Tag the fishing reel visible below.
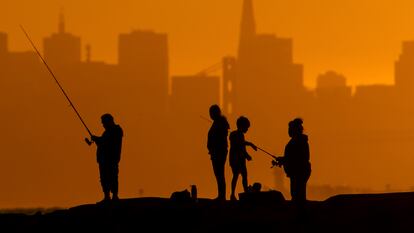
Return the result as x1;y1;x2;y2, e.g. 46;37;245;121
85;138;93;146
271;157;283;168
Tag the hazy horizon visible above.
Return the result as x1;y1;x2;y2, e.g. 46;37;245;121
2;0;414;209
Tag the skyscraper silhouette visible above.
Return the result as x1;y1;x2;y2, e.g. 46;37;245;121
118;30;169;114
0;32;7;55
223;0;310;151
43;13;81;68
238;0;256;61
395;41;414;97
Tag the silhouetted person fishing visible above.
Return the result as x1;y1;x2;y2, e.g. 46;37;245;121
229;116;257;201
86;114;124;203
207;105;230;201
21;27;123;203
274;118;311;206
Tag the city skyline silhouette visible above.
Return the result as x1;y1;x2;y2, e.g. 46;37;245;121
2;0;414;208
4;0;413;88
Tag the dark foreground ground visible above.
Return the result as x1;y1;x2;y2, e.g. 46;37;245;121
1;192;414;233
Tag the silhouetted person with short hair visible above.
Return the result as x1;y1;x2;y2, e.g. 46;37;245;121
86;113;123;203
229;116;257;201
207;105;230;201
277;118;311;206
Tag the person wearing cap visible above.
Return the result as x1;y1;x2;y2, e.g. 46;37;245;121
86;113;124;203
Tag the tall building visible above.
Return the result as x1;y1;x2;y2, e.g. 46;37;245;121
118;30;169;113
312;71;352;131
43;13;81;68
0;32;7;55
230;0;306;116
395;41;414;95
316;71;351;102
238;0;256;61
0;32;8;66
222;0;309;149
222;56;237;115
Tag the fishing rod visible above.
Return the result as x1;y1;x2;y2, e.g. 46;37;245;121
20;25;93;137
256;147;277;160
200;115;278;160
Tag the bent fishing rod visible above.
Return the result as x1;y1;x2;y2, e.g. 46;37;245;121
20;25;93;138
200;115;278;160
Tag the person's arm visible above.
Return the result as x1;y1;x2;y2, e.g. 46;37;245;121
245;151;252;161
242;136;252;161
245;141;257;151
207;127;214;154
272;144;288;167
91;135;103;145
114;132;123;163
303;140;310;161
207;134;212;154
85;134;102;145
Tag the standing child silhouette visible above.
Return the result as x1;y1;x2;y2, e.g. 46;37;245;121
229;116;257;201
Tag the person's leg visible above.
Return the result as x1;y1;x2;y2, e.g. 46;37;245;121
294;175;310;218
212;157;226;200
299;179;306;203
241;165;249;193
299;173;310;204
99;163;110;201
290;177;298;203
230;167;239;200
111;163;119;200
217;156;226;199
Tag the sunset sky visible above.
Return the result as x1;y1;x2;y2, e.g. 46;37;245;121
2;0;414;208
2;0;414;88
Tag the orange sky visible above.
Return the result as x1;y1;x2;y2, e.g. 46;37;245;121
2;0;414;88
2;0;414;208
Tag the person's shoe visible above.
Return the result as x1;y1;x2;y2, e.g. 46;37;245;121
230;195;237;201
112;195;120;202
214;196;226;202
96;198;111;205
